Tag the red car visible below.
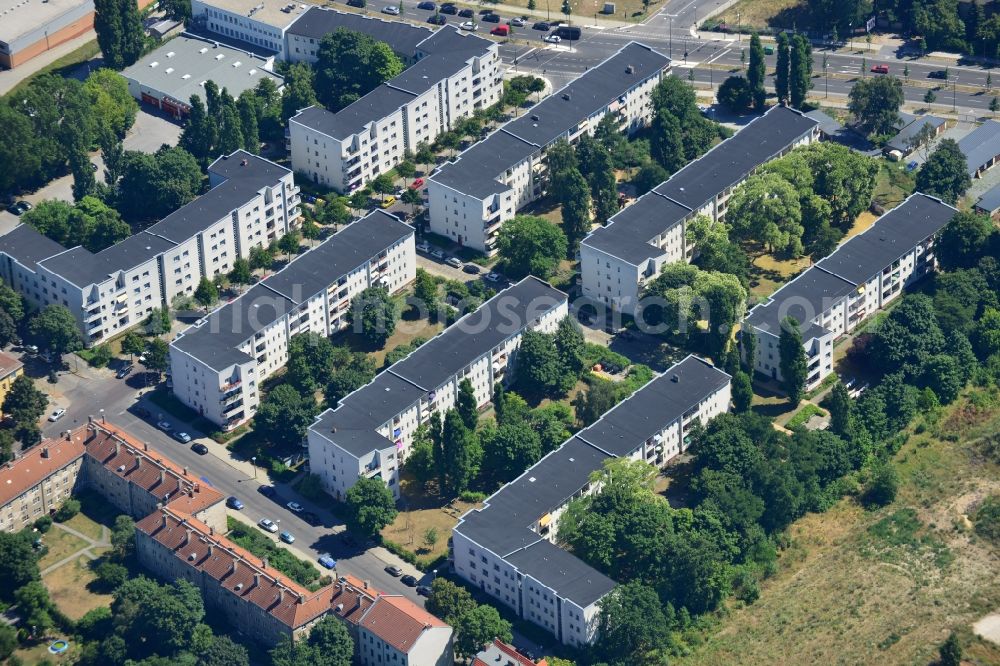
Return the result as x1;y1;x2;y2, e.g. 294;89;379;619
870;64;889;74
409;178;425;190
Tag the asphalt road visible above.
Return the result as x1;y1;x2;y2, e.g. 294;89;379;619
36;354;430;606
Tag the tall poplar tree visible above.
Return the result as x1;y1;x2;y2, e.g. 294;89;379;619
748;33;767;109
775;32;791;103
790;34;813;108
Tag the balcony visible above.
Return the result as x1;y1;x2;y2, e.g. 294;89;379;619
220;392;243;407
84;308;102;323
223;400;244;415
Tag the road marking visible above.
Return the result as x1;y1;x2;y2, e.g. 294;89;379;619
705;47;730;64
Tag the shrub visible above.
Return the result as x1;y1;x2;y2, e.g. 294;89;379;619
53;498;81;522
95;561;128;590
33;516;52;533
87;344;113;368
459;490;487;503
863;463;899;508
974;494;1000;544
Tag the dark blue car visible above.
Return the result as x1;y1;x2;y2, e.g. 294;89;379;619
226;496;244;510
318;554;337;569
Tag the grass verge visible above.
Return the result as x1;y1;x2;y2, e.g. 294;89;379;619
226;517;330;591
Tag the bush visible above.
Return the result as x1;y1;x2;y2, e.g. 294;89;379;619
94;561;128;590
718;75;753;113
87;344;113;368
53;498;81;522
863;463;899;508
33;516;52;533
974;494;1000;544
296;474;333;503
458;490;487;503
0;623;15;660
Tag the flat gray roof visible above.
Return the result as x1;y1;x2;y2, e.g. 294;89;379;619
0;0;89;45
147;151;290;243
194;0;306;29
0;225;68;271
120;35;283;105
886;114;946;153
291;87;415;141
958;119;1000;176
38;233;176;289
976;182;1000;213
286;7;433;56
581;190;690;264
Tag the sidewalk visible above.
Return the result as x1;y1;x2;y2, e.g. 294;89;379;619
0;31;97;96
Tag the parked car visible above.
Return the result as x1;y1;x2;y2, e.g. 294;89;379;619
384;565;403;577
409;177;425;190
484;271;502;282
928;69;948;79
24;344;39;355
430;248;445;260
347;0;366;6
400;574;418;587
340;532;357;546
258;518;278;533
226;496;244;510
870;64;889;74
173;431;192;443
380;195;396;209
490;25;509;36
416;241;432;253
381;5;399;13
458;7;474;16
134;407;151;419
763;45;774;55
48;408;66;422
416;0;436;8
279;531;295;544
191;443;209;455
543;34;561;43
906;160;919;172
532;21;550;30
258;485;277;498
459;20;477;30
440;2;457;12
462;263;480;274
509;16;525;26
116;364;134;379
445;257;463;269
6;201;31;215
301;511;321;526
416;585;432;597
156;420;172;431
481;12;499;22
286;501;304;513
427;13;446;23
318;554;337;569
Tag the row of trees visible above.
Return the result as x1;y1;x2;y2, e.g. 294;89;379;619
180;79;283;164
720;32;812;113
650;77;729;175
21;197;130;253
1;70;138;196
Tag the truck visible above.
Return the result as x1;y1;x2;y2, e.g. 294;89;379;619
554;25;581;40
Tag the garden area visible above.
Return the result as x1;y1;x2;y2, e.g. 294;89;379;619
226;517;330;591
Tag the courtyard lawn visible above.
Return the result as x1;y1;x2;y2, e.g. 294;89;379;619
382;475;479;566
43;550;114;621
38;529;89;571
749;252;811;299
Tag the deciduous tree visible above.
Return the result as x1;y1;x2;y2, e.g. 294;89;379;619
345;476;398;536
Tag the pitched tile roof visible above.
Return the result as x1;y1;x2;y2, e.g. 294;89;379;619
360;594;449;654
136;507;334;629
473;639;547;666
0;432;85;507
0;351;23;378
329;573;380;626
83;421;225;515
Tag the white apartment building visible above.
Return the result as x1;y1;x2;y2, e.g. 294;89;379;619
190;0;305;58
289;26;501;193
426;42;669;254
580;105;820;319
452;355;732;646
357;595;454;666
744;193;956;390
307;277;568;500
170;210;415;430
0;151;299;346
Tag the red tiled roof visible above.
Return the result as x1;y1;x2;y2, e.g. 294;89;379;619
0;351;23;378
136;507;333;629
329;573;379;626
0;430;85;507
360;594;449;654
473;640;547;666
84;421;224;515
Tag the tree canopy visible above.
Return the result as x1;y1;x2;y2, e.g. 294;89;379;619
496;215;568;279
848;76;904;136
314;29;404;111
344;476;398;536
915;139;972;204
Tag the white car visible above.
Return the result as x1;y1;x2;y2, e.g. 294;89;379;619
258;518;279;533
48;408;66;422
382;5;400;13
510;17;525;26
445;257;463;269
416;241;432;253
286;501;304;513
430;249;445;260
544;34;561;43
460;21;477;30
484;272;502;283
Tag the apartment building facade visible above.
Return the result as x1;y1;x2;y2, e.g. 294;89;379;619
0;151;300;347
0;439;85;532
170;210;415;430
580;105;820;318
744;193;956;390
452;355;731;645
190;0;305;57
289;26;502;193
426;42;669;254
308;277;568;500
0;352;24;421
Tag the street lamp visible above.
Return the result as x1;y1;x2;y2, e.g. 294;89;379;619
251;456;257;479
953;75;959;112
669;16;673;57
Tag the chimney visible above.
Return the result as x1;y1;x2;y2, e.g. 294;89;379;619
115;440;121;455
183;466;189;475
241;159;248;166
297;594;304;605
183;528;192;547
671;374;679;383
207;545;214;557
161;514;168;529
135;455;142;470
88;415;94;424
194;482;200;493
254;573;261;588
144;442;149;451
363;580;369;590
159;470;166;485
277;588;284;604
41;447;50;459
263;558;269;570
209;526;215;536
231;559;239;575
64;430;71;441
